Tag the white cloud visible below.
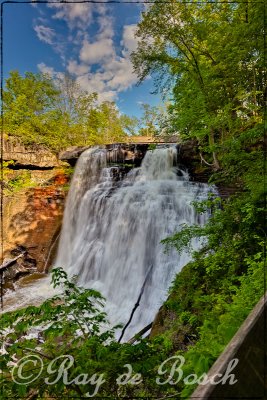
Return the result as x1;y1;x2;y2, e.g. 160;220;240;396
36;5;140;103
79;14;115;65
121;24;138;55
76;71;115;100
97;15;114;40
34;25;55;45
37;63;56;77
33;16;67;62
77;23;138;93
38;63;65;83
79;38;115;65
104;57;137;92
47;1;97;30
99;90;118;102
71;23;139;100
104;24;138;92
78;80;117;102
67;60;89;76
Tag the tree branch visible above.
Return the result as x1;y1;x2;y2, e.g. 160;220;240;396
118;264;153;343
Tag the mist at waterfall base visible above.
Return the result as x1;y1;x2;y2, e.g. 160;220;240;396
53;146;212;341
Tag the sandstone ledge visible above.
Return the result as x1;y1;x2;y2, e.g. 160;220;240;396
4;137;59;168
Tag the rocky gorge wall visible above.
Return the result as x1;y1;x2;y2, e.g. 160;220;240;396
59;141;238;197
3;137;68;284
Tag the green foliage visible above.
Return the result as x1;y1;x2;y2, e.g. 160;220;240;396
131;3;265;396
0;268;182;399
132;0;264;169
3;71;61;149
6;171;35;193
138;103;161;137
0;268;116;397
148;143;157;151
62;165;75;178
180;251;264;398
2;161;15;183
158;171;265;397
136;103;174;140
3;71;137;151
1;2;265;398
2;165;38;194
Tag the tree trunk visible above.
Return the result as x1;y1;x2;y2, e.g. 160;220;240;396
209;128;220;170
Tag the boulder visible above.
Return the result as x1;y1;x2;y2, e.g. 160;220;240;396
59;146;89;165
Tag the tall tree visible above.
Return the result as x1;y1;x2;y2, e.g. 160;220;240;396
3;71;134;150
3;70;60;141
131;0;264;169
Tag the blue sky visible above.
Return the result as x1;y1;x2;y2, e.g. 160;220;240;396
2;1;161;118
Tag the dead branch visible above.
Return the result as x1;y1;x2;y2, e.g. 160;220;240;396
0;252;26;273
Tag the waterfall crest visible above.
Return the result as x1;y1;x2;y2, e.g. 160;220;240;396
55;146;212;340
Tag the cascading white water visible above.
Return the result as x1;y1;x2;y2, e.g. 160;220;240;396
55;146;212;340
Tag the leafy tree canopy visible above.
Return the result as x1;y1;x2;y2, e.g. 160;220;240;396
3;71;139;151
131;0;264;170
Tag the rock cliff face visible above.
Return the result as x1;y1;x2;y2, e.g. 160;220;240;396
3;138;68;284
59;141;214;182
3;180;67;272
59;141;237;197
3;136;59;169
59;143;150;167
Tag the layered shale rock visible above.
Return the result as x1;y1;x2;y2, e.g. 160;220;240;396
3;137;68;284
3;136;59;169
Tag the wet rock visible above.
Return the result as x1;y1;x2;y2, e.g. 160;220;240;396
59;146;89;165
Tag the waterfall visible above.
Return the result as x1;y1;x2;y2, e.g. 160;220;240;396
55;146;212;341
